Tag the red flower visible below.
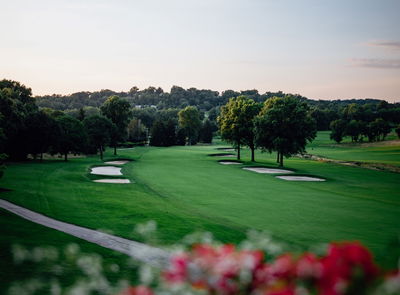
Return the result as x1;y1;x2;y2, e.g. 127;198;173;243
119;286;153;295
318;242;378;295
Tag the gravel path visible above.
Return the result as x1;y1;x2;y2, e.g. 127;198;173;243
0;199;170;268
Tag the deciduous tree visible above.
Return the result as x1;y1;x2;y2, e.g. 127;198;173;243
178;106;201;145
100;95;132;155
254;96;316;166
83;115;116;160
55;115;87;161
218;96;261;161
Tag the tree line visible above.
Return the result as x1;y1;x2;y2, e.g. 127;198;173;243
329;103;397;143
0;80;215;166
1;79;399;169
35;85;400;134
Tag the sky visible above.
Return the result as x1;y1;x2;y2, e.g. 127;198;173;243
1;0;400;102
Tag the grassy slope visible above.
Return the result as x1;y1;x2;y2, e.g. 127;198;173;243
130;145;400;260
0;209;138;293
0;133;399;272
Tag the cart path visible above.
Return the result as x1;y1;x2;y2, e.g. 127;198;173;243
0;199;170;267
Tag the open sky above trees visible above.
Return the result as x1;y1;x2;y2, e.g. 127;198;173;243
1;0;399;102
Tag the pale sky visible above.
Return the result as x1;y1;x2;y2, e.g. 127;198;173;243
1;0;400;102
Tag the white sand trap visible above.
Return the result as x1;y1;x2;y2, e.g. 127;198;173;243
93;179;131;184
104;160;130;165
219;148;235;151
219;161;242;165
243;167;294;174
91;166;122;176
276;176;325;181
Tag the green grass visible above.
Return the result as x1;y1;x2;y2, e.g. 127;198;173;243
307;131;400;166
1;133;400;289
0;209;138;293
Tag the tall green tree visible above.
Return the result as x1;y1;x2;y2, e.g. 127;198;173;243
254;96;316;167
0;79;37;160
55;115;87;161
100;95;132;155
150;119;177;147
178;106;201;145
330;119;347;143
199;119;213;144
83;115;116;160
345;120;363;142
25;111;60;161
217;96;261;161
371;118;391;141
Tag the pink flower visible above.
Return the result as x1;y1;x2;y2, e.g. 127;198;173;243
163;253;188;283
296;253;322;279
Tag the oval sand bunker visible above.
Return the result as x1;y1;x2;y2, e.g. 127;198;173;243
93;179;131;184
243;167;293;174
104;160;130;165
91;166;122;176
219;161;242;165
276;176;325;181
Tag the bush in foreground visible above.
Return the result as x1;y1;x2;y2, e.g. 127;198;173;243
8;226;400;295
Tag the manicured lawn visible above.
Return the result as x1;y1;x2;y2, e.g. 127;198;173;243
1;132;399;289
307;131;400;166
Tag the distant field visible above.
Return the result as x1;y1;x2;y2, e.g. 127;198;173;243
307;131;400;166
1;132;400;289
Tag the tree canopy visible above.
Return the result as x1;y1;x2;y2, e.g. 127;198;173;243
254;96;316;166
218;96;261;161
55;115;87;161
83;115;116;160
178;106;201;145
100;95;132;154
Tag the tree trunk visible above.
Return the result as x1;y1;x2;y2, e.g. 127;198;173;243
40;153;43;162
279;152;283;167
114;145;117;156
250;146;255;162
100;146;103;160
64;152;68;162
277;152;280;163
237;142;241;160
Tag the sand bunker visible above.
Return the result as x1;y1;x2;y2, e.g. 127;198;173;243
104;160;130;165
243;167;293;174
276;176;325;181
91;166;122;176
93;179;131;184
219;161;242;165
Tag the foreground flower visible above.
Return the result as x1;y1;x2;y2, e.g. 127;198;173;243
119;285;153;295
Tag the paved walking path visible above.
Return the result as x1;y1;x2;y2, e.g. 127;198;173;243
0;199;170;268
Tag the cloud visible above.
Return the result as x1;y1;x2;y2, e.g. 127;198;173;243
368;41;400;51
349;58;400;69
